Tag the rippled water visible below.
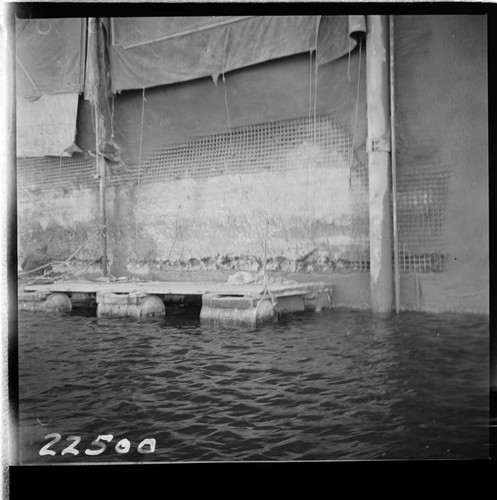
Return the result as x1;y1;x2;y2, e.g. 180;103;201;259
17;305;489;463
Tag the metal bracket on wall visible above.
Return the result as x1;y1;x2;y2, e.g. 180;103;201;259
366;135;391;153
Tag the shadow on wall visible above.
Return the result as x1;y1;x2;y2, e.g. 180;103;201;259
17;219;101;271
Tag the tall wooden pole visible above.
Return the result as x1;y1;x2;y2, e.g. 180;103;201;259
87;18;108;276
96;104;108;277
366;15;393;313
97;19;108;277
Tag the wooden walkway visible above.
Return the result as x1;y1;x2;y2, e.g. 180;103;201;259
19;279;333;325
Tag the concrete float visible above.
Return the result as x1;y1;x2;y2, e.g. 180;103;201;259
200;289;333;326
96;292;165;319
200;294;277;325
18;291;72;313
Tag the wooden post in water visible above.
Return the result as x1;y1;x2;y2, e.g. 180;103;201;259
366;16;393;313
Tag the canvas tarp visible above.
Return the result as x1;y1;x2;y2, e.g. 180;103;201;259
15;15;366;162
75;45;367;168
17;93;80;157
108;16;366;92
16;18;86;98
15;18;86;156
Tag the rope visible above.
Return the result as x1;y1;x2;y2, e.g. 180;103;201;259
138;87;146;184
349;39;362;188
313;16;320;145
306;44;319;229
222;73;232;139
313;61;318;145
255;287;276;320
106;93;116;143
308;49;313;124
415;273;420;308
90;103;97;175
255;220;277;317
306;15;320;219
20;260;70;277
305;50;313;216
262;220;269;285
16;55;40;96
254;282;277;321
94;102;100;176
132;88;147;255
64;229;100;261
347;43;352;82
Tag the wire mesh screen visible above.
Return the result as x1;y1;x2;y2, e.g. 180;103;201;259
17;155;97;194
137;114;360;182
17;113;449;273
395;166;449;272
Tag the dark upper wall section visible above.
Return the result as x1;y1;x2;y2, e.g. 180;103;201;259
106;49;367;168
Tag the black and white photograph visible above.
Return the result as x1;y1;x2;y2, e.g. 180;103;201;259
1;1;493;478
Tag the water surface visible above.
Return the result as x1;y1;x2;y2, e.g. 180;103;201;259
17;306;489;462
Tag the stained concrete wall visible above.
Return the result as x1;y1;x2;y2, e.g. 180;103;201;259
18;188;100;265
132;163;367;267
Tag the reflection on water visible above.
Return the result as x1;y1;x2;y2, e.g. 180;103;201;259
17;306;489;463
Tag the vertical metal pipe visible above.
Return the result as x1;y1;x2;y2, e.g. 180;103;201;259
390;15;400;314
366;15;393;313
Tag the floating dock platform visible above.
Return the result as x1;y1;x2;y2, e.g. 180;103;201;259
18;279;333;325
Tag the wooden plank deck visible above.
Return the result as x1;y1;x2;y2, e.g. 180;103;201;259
21;279;332;298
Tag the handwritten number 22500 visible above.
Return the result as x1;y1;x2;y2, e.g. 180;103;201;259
39;433;156;456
